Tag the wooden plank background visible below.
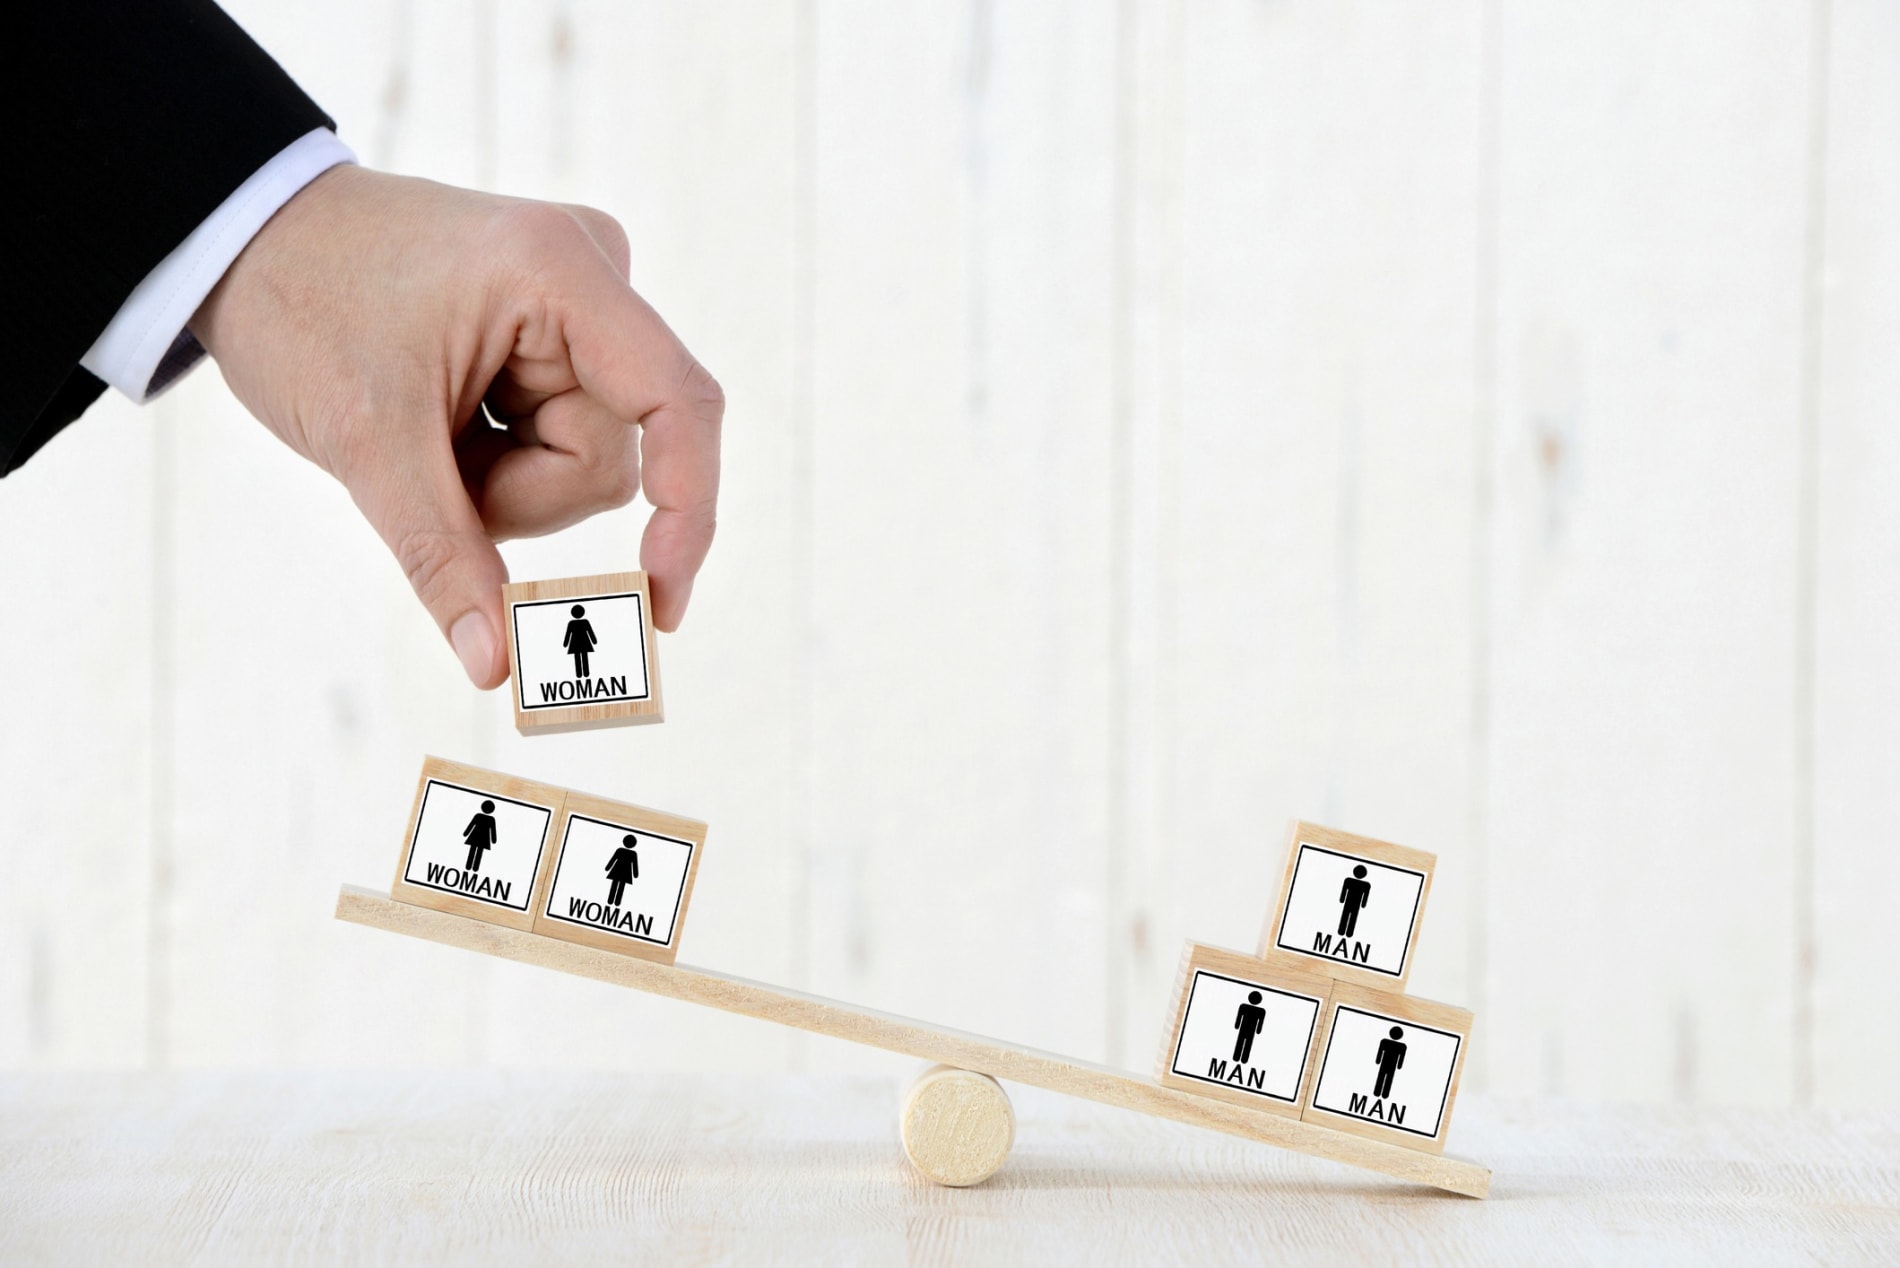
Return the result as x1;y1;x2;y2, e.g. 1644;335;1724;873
1;0;1891;1112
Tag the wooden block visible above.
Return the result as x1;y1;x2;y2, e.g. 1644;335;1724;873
1153;942;1332;1118
1302;982;1473;1154
528;789;707;964
388;756;565;932
501;572;664;734
1257;820;1436;990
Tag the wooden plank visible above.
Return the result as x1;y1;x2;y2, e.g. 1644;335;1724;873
153;0;805;1075
1113;0;1189;1072
479;0;803;1074
1484;1;1812;1105
154;0;497;1067
804;0;1120;1069
1812;0;1900;1108
334;884;1491;1196
1142;1;1488;1082
10;1073;1900;1264
0;397;156;1066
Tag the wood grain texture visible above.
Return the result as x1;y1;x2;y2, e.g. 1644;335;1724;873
0;396;156;1068
1111;0;1190;1074
1812;0;1900;1109
901;1064;1016;1186
338;885;1490;1196
499;572;664;734
1148;0;1488;1073
804;0;1121;1075
7;0;1899;1122
4;1072;1896;1266
476;0;804;1076
1483;1;1812;1107
150;0;500;1070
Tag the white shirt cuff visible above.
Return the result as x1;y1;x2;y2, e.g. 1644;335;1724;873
80;128;357;402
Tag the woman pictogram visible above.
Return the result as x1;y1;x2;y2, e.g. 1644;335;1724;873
604;834;639;908
564;604;599;678
462;800;498;872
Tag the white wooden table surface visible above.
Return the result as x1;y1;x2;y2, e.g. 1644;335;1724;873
3;1074;1895;1265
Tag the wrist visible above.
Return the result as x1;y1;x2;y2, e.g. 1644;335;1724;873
189;162;368;365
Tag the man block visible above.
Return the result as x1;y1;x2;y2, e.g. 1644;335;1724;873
1153;942;1333;1118
502;571;664;734
529;788;707;964
390;756;565;932
1257;820;1435;991
1303;982;1473;1154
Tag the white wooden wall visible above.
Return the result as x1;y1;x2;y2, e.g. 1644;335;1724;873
2;0;1894;1110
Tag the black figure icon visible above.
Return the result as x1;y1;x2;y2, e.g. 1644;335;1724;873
1373;1025;1407;1100
604;834;639;908
1232;990;1267;1064
462;800;498;873
1338;864;1372;938
564;604;599;679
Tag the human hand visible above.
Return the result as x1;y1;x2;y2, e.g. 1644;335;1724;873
189;164;723;688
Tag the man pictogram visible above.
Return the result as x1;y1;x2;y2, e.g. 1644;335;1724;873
605;834;639;908
1373;1025;1406;1100
564;604;599;678
1338;864;1372;938
1232;990;1267;1064
462;800;498;872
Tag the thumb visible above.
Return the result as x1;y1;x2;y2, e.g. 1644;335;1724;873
355;462;511;690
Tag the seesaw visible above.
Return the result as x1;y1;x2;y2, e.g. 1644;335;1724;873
366;743;1489;1196
334;883;1490;1198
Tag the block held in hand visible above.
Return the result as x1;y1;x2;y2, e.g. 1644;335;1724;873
502;571;664;734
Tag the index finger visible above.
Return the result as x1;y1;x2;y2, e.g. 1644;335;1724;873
555;263;723;631
636;363;722;630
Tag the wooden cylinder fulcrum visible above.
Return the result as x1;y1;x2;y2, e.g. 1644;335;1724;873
899;1064;1015;1187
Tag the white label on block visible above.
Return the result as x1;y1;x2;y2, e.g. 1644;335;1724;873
543;813;694;947
510;590;651;713
1167;969;1322;1104
1272;843;1426;979
1311;1005;1462;1139
401;779;555;913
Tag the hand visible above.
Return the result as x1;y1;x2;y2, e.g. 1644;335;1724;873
190;164;723;688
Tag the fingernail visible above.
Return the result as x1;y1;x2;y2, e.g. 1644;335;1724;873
450;611;497;685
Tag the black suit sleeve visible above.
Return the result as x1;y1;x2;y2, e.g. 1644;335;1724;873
4;1;333;475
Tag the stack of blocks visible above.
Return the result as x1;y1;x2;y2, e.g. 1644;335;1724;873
389;572;706;963
1155;822;1474;1154
390;756;707;962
